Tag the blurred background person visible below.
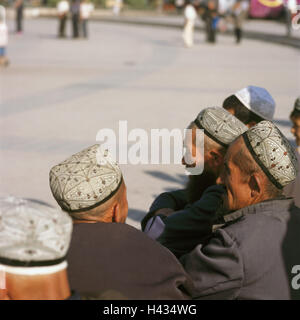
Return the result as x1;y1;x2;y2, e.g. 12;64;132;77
200;0;219;43
183;1;198;48
230;0;249;43
113;0;123;16
284;0;297;37
57;0;70;38
80;0;94;38
70;0;80;38
176;0;185;14
14;0;24;34
0;5;9;68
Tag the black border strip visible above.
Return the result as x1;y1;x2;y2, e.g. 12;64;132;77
52;176;123;214
194;118;228;148
0;256;66;267
242;133;283;189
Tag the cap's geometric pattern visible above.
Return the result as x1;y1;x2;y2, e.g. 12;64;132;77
50;145;122;212
244;121;298;188
196;107;248;146
234;86;275;121
0;196;72;263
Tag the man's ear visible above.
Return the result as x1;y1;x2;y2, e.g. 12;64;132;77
112;203;122;223
249;173;262;199
247;121;257;128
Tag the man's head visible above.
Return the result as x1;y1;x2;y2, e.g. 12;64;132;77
290;97;300;147
218;121;298;212
223;86;275;128
0;197;72;300
50;145;128;224
182;107;248;202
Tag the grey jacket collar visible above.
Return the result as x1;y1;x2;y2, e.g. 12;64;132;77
213;197;295;232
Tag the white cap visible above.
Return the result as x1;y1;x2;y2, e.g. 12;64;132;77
50;145;123;213
243;121;298;189
234;86;275;121
0;196;72;266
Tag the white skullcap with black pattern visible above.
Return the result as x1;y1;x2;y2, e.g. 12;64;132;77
194;107;248;147
0;196;72;266
242;121;298;189
49;145;123;213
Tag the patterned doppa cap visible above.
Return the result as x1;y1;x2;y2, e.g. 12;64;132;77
294;97;300;112
243;121;298;189
234;86;275;121
0;196;72;266
194;107;248;147
49;145;123;213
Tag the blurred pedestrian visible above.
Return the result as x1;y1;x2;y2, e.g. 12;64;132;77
183;1;198;48
201;0;218;43
80;0;94;38
14;0;24;34
176;0;185;14
0;5;9;68
70;0;80;38
57;0;70;38
285;0;297;37
231;0;249;43
113;0;122;16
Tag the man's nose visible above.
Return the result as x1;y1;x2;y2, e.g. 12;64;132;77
216;170;224;185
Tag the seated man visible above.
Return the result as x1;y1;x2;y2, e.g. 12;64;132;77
0;196;77;300
223;85;275;128
50;145;192;299
180;121;300;299
284;97;300;208
142;86;274;227
142;107;247;244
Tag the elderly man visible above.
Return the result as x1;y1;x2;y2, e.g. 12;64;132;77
180;121;300;299
141;107;247;254
0;196;76;300
50;145;192;299
223;85;275;128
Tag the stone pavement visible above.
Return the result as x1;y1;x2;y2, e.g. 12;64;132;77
0;17;299;228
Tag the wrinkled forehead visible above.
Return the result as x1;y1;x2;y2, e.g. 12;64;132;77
225;136;247;164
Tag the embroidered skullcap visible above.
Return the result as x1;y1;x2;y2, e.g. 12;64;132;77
234;86;275;121
293;97;300;112
242;121;298;189
0;196;72;266
194;107;248;147
49;144;123;213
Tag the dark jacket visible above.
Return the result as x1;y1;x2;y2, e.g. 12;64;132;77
143;185;226;258
180;198;300;300
67;222;192;300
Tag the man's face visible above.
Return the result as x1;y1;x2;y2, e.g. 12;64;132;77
182;126;219;203
182;126;205;175
291;116;300;147
217;138;252;212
